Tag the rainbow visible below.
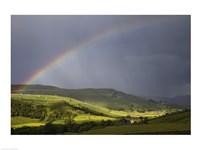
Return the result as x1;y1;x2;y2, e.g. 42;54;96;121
16;17;167;93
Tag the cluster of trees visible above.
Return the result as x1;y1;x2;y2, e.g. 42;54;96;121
46;111;77;123
11;123;65;135
11;120;115;135
136;109;146;113
139;117;149;124
51;100;108;117
50;101;71;110
71;104;104;116
165;109;190;116
11;100;47;120
11;100;79;123
12;116;151;135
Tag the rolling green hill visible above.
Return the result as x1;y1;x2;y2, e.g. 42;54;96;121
81;110;190;135
11;94;167;128
11;93;187;134
11;84;178;111
148;110;190;124
11;94;117;126
81;123;190;134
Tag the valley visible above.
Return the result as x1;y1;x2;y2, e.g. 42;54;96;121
11;85;190;135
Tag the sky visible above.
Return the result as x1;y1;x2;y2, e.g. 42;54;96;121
11;15;190;97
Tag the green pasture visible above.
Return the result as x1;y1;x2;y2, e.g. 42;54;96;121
11;116;46;128
11;94;182;133
81;110;191;134
11;94;168;119
81;123;190;134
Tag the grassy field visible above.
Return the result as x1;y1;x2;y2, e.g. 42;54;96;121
149;111;190;124
51;115;116;125
11;94;125;128
80;111;190;134
11;93;188;134
11;94;168;126
74;114;116;123
81;123;190;134
11;116;46;128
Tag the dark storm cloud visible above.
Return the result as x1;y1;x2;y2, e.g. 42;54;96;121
11;15;190;97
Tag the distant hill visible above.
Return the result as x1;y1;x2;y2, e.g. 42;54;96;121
145;95;191;109
149;110;190;124
11;84;179;111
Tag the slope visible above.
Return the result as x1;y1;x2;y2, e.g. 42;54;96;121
148;110;190;124
11;94;169;129
145;95;191;109
81;110;190;135
11;84;177;111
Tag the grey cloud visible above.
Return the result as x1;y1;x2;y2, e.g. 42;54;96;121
11;15;190;97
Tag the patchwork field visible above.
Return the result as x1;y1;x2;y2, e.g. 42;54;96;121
81;111;190;134
11;93;190;135
11;116;46;128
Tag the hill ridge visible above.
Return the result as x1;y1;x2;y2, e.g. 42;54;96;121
11;84;180;111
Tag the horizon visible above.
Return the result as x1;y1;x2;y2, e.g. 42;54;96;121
11;83;191;98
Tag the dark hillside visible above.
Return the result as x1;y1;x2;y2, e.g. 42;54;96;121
12;84;179;111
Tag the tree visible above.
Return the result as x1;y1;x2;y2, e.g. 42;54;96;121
139;117;148;124
143;117;148;124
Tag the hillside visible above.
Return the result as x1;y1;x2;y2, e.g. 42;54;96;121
11;94;166;124
11;84;178;111
81;110;190;135
145;95;190;109
148;110;190;124
11;94;169;130
11;94;187;134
